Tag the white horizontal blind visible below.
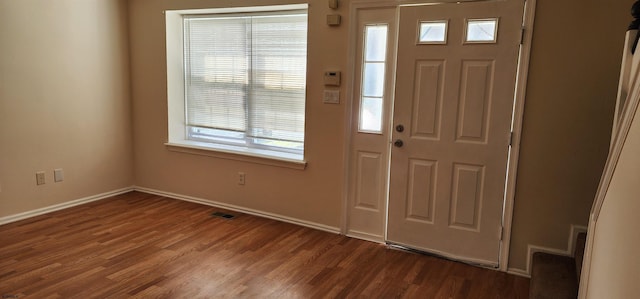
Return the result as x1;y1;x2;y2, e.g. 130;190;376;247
185;16;249;132
184;10;307;151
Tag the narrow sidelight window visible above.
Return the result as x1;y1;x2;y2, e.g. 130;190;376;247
359;24;388;133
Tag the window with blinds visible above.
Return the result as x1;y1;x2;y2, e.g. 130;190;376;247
182;9;308;155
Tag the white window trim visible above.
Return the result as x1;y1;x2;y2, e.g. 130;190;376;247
165;4;308;169
165;141;306;170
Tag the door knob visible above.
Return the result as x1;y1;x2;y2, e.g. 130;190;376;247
394;139;404;147
395;124;404;132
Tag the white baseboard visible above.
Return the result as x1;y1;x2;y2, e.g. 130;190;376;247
0;187;134;225
346;230;384;244
516;224;588;277
6;185;589;280
507;268;531;278
133;186;341;235
0;185;341;236
569;224;588;256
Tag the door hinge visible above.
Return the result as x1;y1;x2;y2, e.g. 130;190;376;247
509;132;514;146
499;226;504;240
519;27;525;45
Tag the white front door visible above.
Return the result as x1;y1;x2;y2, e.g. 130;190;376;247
386;0;524;266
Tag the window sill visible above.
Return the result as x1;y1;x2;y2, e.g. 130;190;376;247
165;140;307;170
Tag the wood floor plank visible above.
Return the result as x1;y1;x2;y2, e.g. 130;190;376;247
0;191;529;298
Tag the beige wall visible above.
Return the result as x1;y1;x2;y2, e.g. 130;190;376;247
128;0;634;270
508;0;633;271
585;100;640;298
128;0;349;229
0;0;133;217
1;0;633;275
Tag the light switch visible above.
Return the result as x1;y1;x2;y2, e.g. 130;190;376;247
323;90;340;104
54;168;64;182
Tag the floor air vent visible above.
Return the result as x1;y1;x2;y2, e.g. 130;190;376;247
211;211;235;219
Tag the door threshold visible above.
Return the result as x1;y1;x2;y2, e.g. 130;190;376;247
385;242;499;270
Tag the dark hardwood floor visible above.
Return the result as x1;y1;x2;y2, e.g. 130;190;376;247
0;191;529;298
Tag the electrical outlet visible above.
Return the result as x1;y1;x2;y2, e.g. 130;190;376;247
36;171;45;185
54;168;64;182
238;172;245;185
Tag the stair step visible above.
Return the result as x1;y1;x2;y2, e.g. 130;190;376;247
530;252;578;299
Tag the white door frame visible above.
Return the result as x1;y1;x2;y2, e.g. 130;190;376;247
341;0;537;272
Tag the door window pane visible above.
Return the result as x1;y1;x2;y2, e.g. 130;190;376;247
360;97;383;132
466;18;498;43
359;25;388;133
363;63;385;97
365;26;388;61
418;21;447;44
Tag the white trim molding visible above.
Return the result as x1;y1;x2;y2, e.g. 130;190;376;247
499;0;537;272
0;186;341;237
507;268;530;278
134;186;341;235
578;214;597;298
508;224;587;277
579;28;640;299
346;230;385;244
569;224;588;256
165;142;307;170
0;187;134;225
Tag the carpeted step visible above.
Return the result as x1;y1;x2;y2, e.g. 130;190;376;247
529;252;578;299
574;232;587;280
